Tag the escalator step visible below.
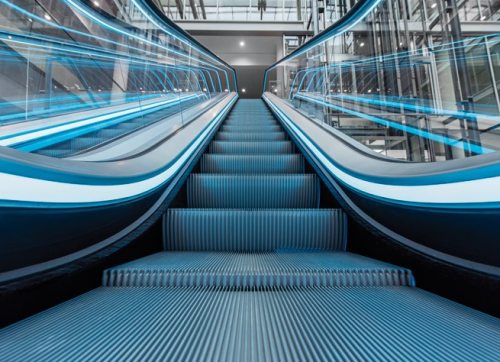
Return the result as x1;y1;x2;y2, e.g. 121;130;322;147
200;154;305;174
224;117;276;124
187;174;319;208
163;209;343;251
220;125;282;132
2;287;499;361
71;137;105;150
33;149;74;158
103;251;414;288
116;121;142;130
209;141;294;154
215;132;287;141
98;129;122;138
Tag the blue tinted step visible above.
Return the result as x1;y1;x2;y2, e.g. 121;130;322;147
221;125;282;132
200;154;305;174
224;121;278;127
187;175;319;208
225;117;277;123
209;141;294;154
215;132;287;141
98;129;122;138
71;137;105;150
164;209;345;252
103;251;414;288
2;287;499;361
33;149;74;158
115;121;142;130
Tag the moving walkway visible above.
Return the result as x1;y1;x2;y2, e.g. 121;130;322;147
1;99;499;360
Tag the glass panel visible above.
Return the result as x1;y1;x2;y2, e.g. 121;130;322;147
265;0;500;162
0;0;235;156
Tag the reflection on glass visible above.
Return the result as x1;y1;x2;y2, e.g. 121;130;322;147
0;0;235;157
264;0;500;162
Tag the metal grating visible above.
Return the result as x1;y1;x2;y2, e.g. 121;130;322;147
1;287;499;361
208;141;295;154
200;154;305;174
103;251;414;288
163;209;345;251
187;174;319;208
215;132;288;141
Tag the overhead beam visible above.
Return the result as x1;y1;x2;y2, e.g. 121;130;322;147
189;0;199;19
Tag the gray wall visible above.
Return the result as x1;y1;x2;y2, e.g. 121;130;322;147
195;35;282;98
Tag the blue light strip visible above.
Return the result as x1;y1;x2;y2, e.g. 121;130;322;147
293;93;493;155
327;94;500;126
0;94;202;147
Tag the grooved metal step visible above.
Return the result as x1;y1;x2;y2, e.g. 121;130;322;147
2;287;499;362
33;149;74;158
224;117;277;123
71;137;105;149
200;154;305;174
164;209;343;251
220;125;282;133
103;251;414;288
215;132;287;141
187;175;319;208
208;141;295;154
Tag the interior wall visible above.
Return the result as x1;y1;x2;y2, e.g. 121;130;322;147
232;66;267;98
194;35;282;98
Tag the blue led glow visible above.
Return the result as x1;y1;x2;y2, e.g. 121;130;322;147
293;93;493;155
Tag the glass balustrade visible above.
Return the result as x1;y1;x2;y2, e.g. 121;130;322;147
0;0;236;156
264;0;500;161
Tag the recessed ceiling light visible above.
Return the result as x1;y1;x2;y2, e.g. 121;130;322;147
240;41;245;47
93;1;100;6
44;14;51;20
242;88;246;92
431;3;437;8
360;42;365;47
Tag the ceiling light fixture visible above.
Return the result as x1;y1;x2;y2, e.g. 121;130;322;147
240;41;245;47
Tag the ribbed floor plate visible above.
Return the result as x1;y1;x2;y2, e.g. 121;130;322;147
164;209;346;251
209;141;294;154
1;287;499;362
103;251;414;287
200;154;305;174
188;174;319;208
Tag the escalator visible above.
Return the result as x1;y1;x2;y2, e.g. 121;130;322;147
0;99;499;360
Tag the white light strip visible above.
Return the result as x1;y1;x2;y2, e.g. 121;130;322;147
265;96;500;206
0;96;237;205
0;94;198;147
